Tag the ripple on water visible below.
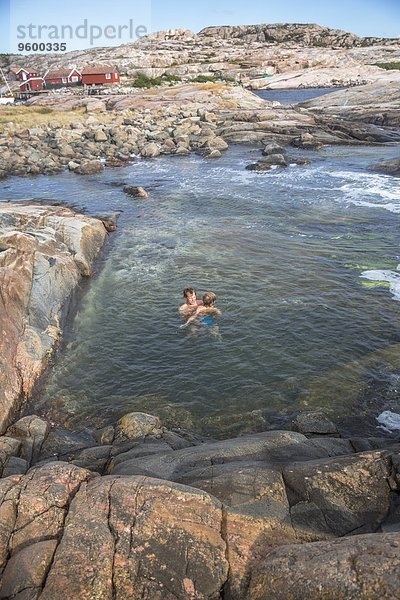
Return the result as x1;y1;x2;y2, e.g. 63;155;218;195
10;143;400;437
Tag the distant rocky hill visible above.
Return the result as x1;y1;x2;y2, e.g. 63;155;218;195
198;22;399;47
2;23;400;90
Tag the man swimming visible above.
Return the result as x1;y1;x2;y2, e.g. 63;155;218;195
179;287;203;315
182;291;221;327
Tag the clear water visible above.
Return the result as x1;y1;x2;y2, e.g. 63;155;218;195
2;142;400;438
254;87;343;104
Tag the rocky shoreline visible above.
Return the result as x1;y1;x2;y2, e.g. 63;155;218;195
0;406;399;598
0;202;115;434
0;81;400;181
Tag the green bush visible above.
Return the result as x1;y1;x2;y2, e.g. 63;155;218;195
192;75;217;83
131;73;163;88
162;74;181;83
312;40;327;47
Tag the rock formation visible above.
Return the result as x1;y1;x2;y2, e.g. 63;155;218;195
0;203;110;434
300;79;400;127
1;81;399;181
4;23;400;90
0;410;399;598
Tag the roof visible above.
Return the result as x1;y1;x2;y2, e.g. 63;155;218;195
82;66;119;75
44;68;81;79
16;67;38;74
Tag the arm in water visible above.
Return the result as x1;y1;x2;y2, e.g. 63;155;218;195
180;306;221;328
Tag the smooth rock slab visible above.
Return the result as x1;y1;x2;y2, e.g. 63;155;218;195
109;430;354;479
0;204;108;433
283;450;392;539
41;475;228;599
246;532;400;600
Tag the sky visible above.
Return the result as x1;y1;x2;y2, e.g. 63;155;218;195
0;0;399;54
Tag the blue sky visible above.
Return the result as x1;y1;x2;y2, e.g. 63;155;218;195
0;0;399;53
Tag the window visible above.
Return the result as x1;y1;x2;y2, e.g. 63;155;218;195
62;78;67;83
114;72;118;79
105;73;111;80
71;76;78;82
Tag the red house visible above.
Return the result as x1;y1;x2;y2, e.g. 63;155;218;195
81;66;120;86
15;67;40;81
19;77;43;92
43;68;82;86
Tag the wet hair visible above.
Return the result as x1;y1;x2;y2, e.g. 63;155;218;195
183;287;196;299
202;291;217;307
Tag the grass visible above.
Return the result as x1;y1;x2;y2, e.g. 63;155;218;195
0;105;87;130
191;75;218;83
374;62;400;70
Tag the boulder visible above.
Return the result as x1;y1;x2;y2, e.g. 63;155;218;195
123;185;149;198
246;153;288;171
262;142;285;155
75;160;104;175
207;149;222;158
0;540;58;598
246;532;400;600
39;427;97;462
67;160;80;171
6;415;50;464
140;142;161;158
290;411;338;435
283;450;392;539
115;412;163;441
94;129;108;142
291;132;323;150
0;437;21;477
370;157;400;177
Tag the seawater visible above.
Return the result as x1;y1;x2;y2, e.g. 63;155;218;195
2;142;400;438
254;88;343;104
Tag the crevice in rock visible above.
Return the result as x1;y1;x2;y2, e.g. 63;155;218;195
219;504;231;600
106;480;118;600
38;473;92;596
4;584;40;600
280;468;303;508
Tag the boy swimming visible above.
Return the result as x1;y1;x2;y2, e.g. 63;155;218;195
181;291;221;328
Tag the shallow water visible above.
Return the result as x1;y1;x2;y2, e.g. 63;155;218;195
2;142;400;437
254;87;342;104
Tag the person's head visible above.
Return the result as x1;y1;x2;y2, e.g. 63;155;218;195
202;291;217;307
183;287;197;306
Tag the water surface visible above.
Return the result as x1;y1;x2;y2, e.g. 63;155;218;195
2;142;400;438
254;87;342;104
